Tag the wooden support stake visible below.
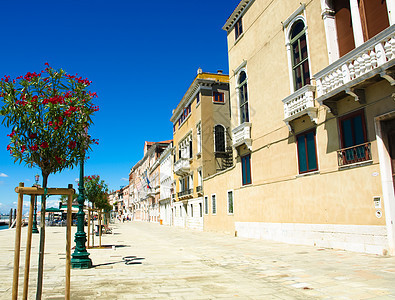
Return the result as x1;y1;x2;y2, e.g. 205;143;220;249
22;195;35;300
12;182;24;300
87;210;90;249
65;184;72;300
99;210;102;248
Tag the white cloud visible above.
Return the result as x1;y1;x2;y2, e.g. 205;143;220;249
120;178;128;182
0;173;9;178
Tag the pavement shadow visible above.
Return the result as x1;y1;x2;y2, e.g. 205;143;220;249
92;256;145;268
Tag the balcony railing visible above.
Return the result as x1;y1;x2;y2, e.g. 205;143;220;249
337;142;371;166
177;189;193;198
282;84;317;130
315;25;395;103
232;122;252;149
174;158;191;176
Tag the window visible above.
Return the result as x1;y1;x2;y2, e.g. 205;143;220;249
197;123;202;154
238;71;249;123
196;93;200;104
190;204;193;217
241;154;252;185
177;104;192;126
211;194;216;215
235;17;243;40
213;92;224;103
290;20;310;91
214;125;226;152
339;110;369;165
180;206;182;217
297;130;318;174
199;203;202;217
227;191;234;214
189;140;193;158
204;196;209;215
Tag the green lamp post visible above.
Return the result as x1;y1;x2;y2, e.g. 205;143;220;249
32;174;39;234
71;129;92;269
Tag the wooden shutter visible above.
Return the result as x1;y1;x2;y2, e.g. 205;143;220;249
334;0;355;57
359;0;389;41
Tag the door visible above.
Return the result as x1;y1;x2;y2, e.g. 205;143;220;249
387;119;395;193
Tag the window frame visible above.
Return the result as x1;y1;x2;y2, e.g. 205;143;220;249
241;154;252;186
213;91;225;103
296;129;319;174
214;124;226;153
204;196;209;215
339;109;367;149
283;11;312;93
227;190;234;215
211;194;217;215
289;20;311;91
237;69;249;124
235;17;243;41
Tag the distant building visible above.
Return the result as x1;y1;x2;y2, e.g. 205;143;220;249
170;70;232;230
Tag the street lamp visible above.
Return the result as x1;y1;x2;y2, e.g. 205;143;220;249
71;127;92;269
32;174;39;233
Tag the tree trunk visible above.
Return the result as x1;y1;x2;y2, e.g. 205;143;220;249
36;172;48;300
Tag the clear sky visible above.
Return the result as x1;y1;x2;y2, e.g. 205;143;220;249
0;0;239;214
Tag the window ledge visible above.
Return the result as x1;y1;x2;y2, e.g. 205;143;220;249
234;32;245;45
296;170;320;178
196;101;201;109
213;101;225;105
240;183;252;188
338;160;373;171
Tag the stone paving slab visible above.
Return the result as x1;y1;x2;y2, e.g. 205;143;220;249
1;221;395;299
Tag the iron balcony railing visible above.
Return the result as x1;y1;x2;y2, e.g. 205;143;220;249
337;142;371;166
177;189;193;198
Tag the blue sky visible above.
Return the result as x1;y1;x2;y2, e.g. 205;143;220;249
0;0;239;213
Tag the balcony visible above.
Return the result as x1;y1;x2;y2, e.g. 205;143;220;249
337;142;372;167
315;25;395;114
177;189;193;199
174;158;190;176
282;84;317;131
196;185;203;195
232;122;252;149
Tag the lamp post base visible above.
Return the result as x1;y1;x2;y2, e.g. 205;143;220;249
71;255;92;269
32;228;39;234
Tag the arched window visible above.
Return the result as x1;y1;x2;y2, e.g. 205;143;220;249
290;20;310;91
214;125;226;152
238;71;249;124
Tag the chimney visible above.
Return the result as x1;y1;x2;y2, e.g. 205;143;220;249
217;70;223;74
197;67;202;74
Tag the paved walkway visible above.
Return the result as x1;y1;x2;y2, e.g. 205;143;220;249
1;221;395;299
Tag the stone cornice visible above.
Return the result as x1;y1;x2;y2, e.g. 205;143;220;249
222;0;254;32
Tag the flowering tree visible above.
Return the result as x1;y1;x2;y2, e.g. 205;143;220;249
0;63;99;184
84;175;111;211
0;64;99;298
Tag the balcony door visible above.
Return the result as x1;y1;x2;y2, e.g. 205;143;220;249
334;0;390;57
387;119;395;193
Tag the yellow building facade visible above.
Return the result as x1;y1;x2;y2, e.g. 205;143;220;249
204;0;395;255
171;70;231;230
